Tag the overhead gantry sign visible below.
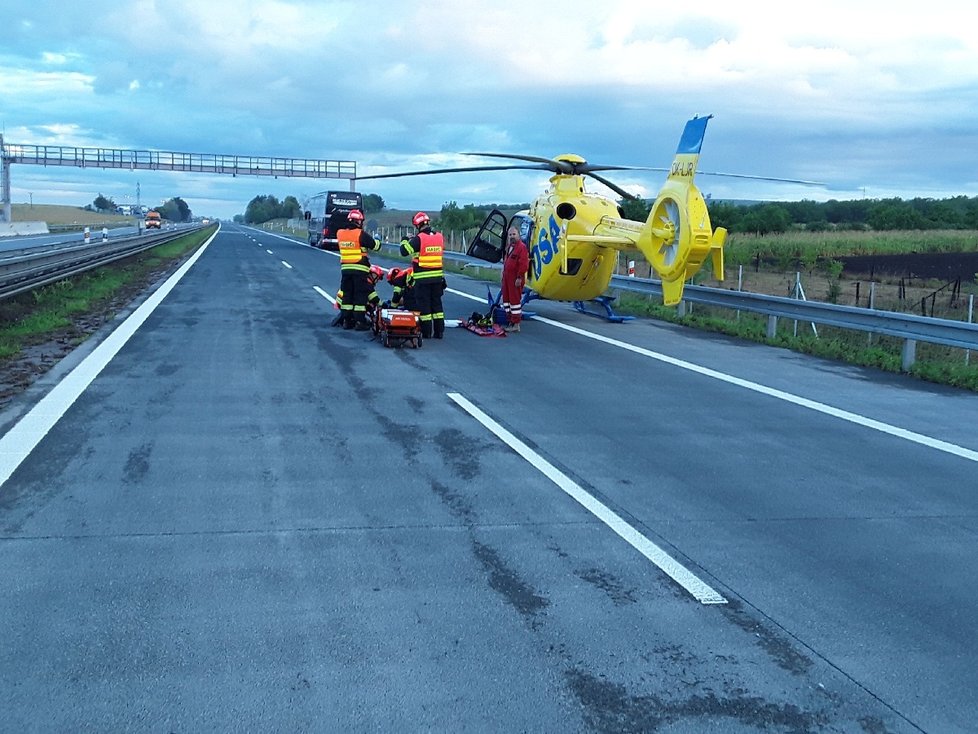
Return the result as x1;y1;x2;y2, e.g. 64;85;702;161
0;134;357;222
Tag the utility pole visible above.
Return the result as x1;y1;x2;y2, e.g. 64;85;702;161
1;133;10;223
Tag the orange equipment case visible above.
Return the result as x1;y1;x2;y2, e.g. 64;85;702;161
373;308;422;348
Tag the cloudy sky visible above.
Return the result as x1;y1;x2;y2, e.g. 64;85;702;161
3;0;978;219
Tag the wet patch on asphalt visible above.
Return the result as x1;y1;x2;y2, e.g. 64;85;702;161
565;667;829;733
122;442;153;485
721;600;814;676
575;567;638;606
472;539;550;624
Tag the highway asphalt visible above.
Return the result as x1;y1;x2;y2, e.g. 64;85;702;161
0;222;975;732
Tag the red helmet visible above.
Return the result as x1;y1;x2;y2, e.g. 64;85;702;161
386;267;401;283
348;209;364;225
369;264;385;281
412;211;430;228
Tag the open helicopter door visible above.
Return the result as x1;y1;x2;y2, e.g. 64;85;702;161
466;209;507;263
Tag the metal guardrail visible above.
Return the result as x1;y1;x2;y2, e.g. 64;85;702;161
46;222;132;234
608;275;978;369
0;226;205;300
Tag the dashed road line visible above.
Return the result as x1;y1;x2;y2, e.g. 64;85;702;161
314;286;337;305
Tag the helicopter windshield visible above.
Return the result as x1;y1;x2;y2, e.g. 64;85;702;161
510;212;533;246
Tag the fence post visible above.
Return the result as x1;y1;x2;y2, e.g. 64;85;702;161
967;294;974;367
868;281;876;346
767;315;778;339
901;339;917;371
736;265;743;321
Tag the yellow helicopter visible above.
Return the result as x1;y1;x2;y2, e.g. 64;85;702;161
356;115;816;318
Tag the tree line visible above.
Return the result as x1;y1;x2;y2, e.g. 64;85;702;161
422;195;978;235
92;194;192;222
236;191;978;234
623;195;978;235
238;193;386;224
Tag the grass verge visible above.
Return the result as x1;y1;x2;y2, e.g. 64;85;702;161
613;292;978;392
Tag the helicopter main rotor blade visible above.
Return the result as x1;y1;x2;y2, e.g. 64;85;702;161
635;167;825;186
577;164;640;173
465;152;557;165
355;163;552;181
466;153;642;176
585;171;640;201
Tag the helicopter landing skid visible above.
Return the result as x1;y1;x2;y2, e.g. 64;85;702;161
572;296;634;323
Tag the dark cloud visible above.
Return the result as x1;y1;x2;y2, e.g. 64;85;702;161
4;1;978;217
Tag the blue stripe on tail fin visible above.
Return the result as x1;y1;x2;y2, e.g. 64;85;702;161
676;115;712;155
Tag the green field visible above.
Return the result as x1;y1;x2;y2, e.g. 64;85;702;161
9;203;138;227
724;228;978;264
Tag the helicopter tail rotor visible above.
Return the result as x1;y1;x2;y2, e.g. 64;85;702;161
636;116;727;306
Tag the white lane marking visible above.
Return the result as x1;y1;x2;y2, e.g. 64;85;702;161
448;392;726;605
266;249;273;255
244;229;340;258
281;261;293;269
0;227;220;491
314;286;337;305
445;287;978;464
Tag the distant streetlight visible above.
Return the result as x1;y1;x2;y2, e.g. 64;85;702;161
29;192;33;208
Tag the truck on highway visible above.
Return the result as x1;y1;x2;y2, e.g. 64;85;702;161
304;191;363;250
145;210;162;229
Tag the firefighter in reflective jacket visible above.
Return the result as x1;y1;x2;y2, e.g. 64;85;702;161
338;209;381;330
387;266;417;311
400;212;445;338
334;264;383;329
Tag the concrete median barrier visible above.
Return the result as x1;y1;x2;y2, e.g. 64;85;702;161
0;221;50;237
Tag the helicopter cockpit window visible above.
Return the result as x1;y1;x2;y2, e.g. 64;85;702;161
516;215;533;245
